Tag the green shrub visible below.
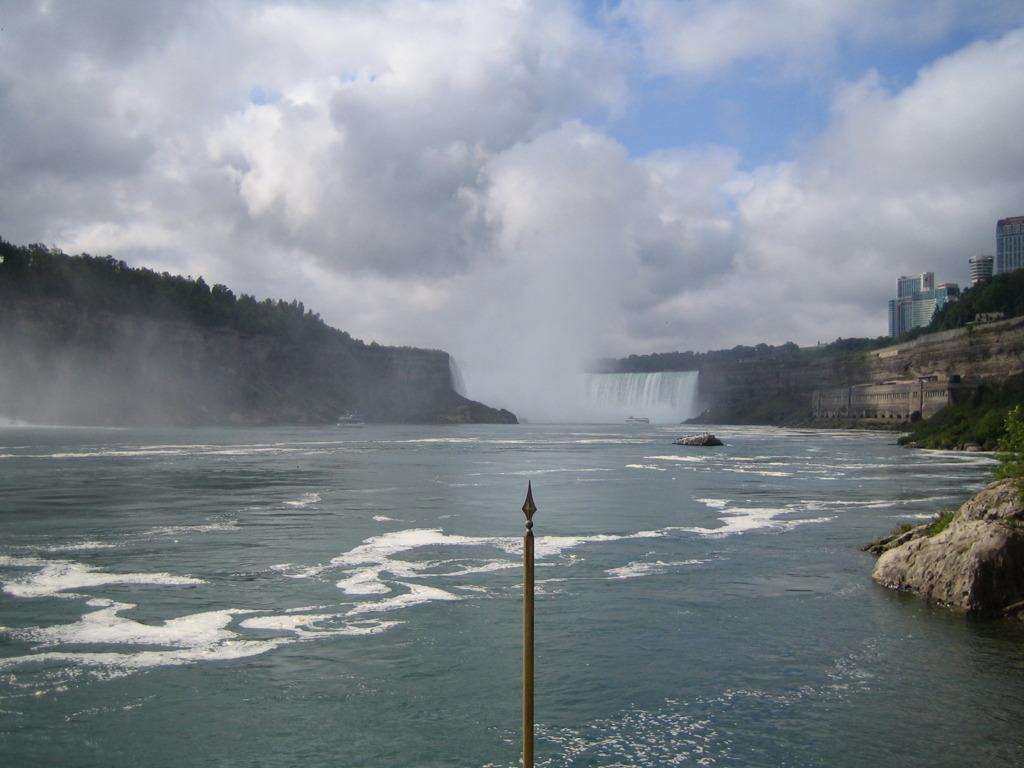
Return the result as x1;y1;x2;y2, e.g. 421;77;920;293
926;510;955;537
995;404;1024;493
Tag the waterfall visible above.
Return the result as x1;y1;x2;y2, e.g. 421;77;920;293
584;371;700;424
448;356;466;396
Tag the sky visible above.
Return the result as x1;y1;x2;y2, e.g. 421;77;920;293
2;0;1024;419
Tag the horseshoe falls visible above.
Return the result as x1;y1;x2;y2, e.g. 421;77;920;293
585;371;700;423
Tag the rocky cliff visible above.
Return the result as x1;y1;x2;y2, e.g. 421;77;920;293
692;317;1024;423
869;479;1024;616
861;315;1024;383
0;295;516;426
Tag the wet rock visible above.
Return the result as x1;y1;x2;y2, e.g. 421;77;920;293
673;433;724;446
871;479;1024;615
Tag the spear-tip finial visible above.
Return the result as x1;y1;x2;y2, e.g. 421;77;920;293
522;481;537;529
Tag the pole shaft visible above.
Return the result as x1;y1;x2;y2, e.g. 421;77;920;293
523;528;534;768
521;482;537;768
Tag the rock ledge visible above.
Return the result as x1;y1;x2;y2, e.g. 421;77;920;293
870;479;1024;615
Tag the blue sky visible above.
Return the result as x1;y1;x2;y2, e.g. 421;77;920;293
604;8;1001;164
1;0;1023;419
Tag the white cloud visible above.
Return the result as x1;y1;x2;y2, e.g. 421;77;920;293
618;0;1016;79
1;1;1023;419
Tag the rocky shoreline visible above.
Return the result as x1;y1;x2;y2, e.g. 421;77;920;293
866;479;1024;617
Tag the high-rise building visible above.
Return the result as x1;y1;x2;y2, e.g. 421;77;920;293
913;283;960;328
969;254;994;284
897;271;934;298
887;272;959;338
995;216;1024;275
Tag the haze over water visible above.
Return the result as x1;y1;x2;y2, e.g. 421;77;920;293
2;423;1023;767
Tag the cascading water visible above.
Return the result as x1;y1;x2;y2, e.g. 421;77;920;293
585;371;700;424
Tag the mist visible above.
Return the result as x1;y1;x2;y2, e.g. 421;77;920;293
2;2;1024;420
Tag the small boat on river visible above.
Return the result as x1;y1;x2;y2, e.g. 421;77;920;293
337;413;365;427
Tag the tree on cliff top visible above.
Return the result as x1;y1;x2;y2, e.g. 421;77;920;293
0;237;360;348
930;270;1024;331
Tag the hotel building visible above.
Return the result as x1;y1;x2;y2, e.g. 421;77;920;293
996;215;1024;274
887;272;960;338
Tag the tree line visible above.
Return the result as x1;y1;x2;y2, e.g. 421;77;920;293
0;238;361;347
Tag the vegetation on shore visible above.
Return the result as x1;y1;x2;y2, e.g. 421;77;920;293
867;408;1024;557
897;374;1024;450
995;404;1024;493
862;509;957;555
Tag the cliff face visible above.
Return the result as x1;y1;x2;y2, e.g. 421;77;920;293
861;316;1024;383
0;296;515;426
697;355;859;409
694;317;1024;422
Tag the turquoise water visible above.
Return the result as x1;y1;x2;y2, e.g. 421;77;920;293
1;424;1023;767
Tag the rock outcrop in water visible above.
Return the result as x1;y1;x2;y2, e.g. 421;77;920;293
870;479;1024;615
673;433;724;446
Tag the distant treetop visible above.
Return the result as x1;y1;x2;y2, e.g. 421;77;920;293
0;237;360;347
928;270;1024;332
597;337;891;374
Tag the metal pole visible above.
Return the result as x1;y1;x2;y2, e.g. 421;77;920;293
522;482;537;768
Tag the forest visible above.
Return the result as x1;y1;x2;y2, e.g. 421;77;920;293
0;238;511;425
0;238;368;350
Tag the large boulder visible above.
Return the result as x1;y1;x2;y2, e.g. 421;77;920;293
673;432;724;446
871;479;1024;615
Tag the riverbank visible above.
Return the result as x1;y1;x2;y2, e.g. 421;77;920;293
867;479;1024;617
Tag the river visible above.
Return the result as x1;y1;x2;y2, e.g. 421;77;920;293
1;423;1022;767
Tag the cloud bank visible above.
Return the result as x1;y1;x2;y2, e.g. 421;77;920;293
1;0;1023;418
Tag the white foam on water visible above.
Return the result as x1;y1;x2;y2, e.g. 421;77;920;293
326;529;527;596
279;527;668;605
605;559;709;579
496;467;614;477
626;463;667;471
718;466;793;477
345;582;461;615
140;521;239;538
0;640;289;676
0;599;298;683
0;557;205;598
41;540;120;553
336;567;394;595
328;528;493;570
0;596;403;683
697;498;730;510
4;599;244;648
238;613;399;638
433;559;518;578
647;454;711;464
679;505;832;538
283;492;321;508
